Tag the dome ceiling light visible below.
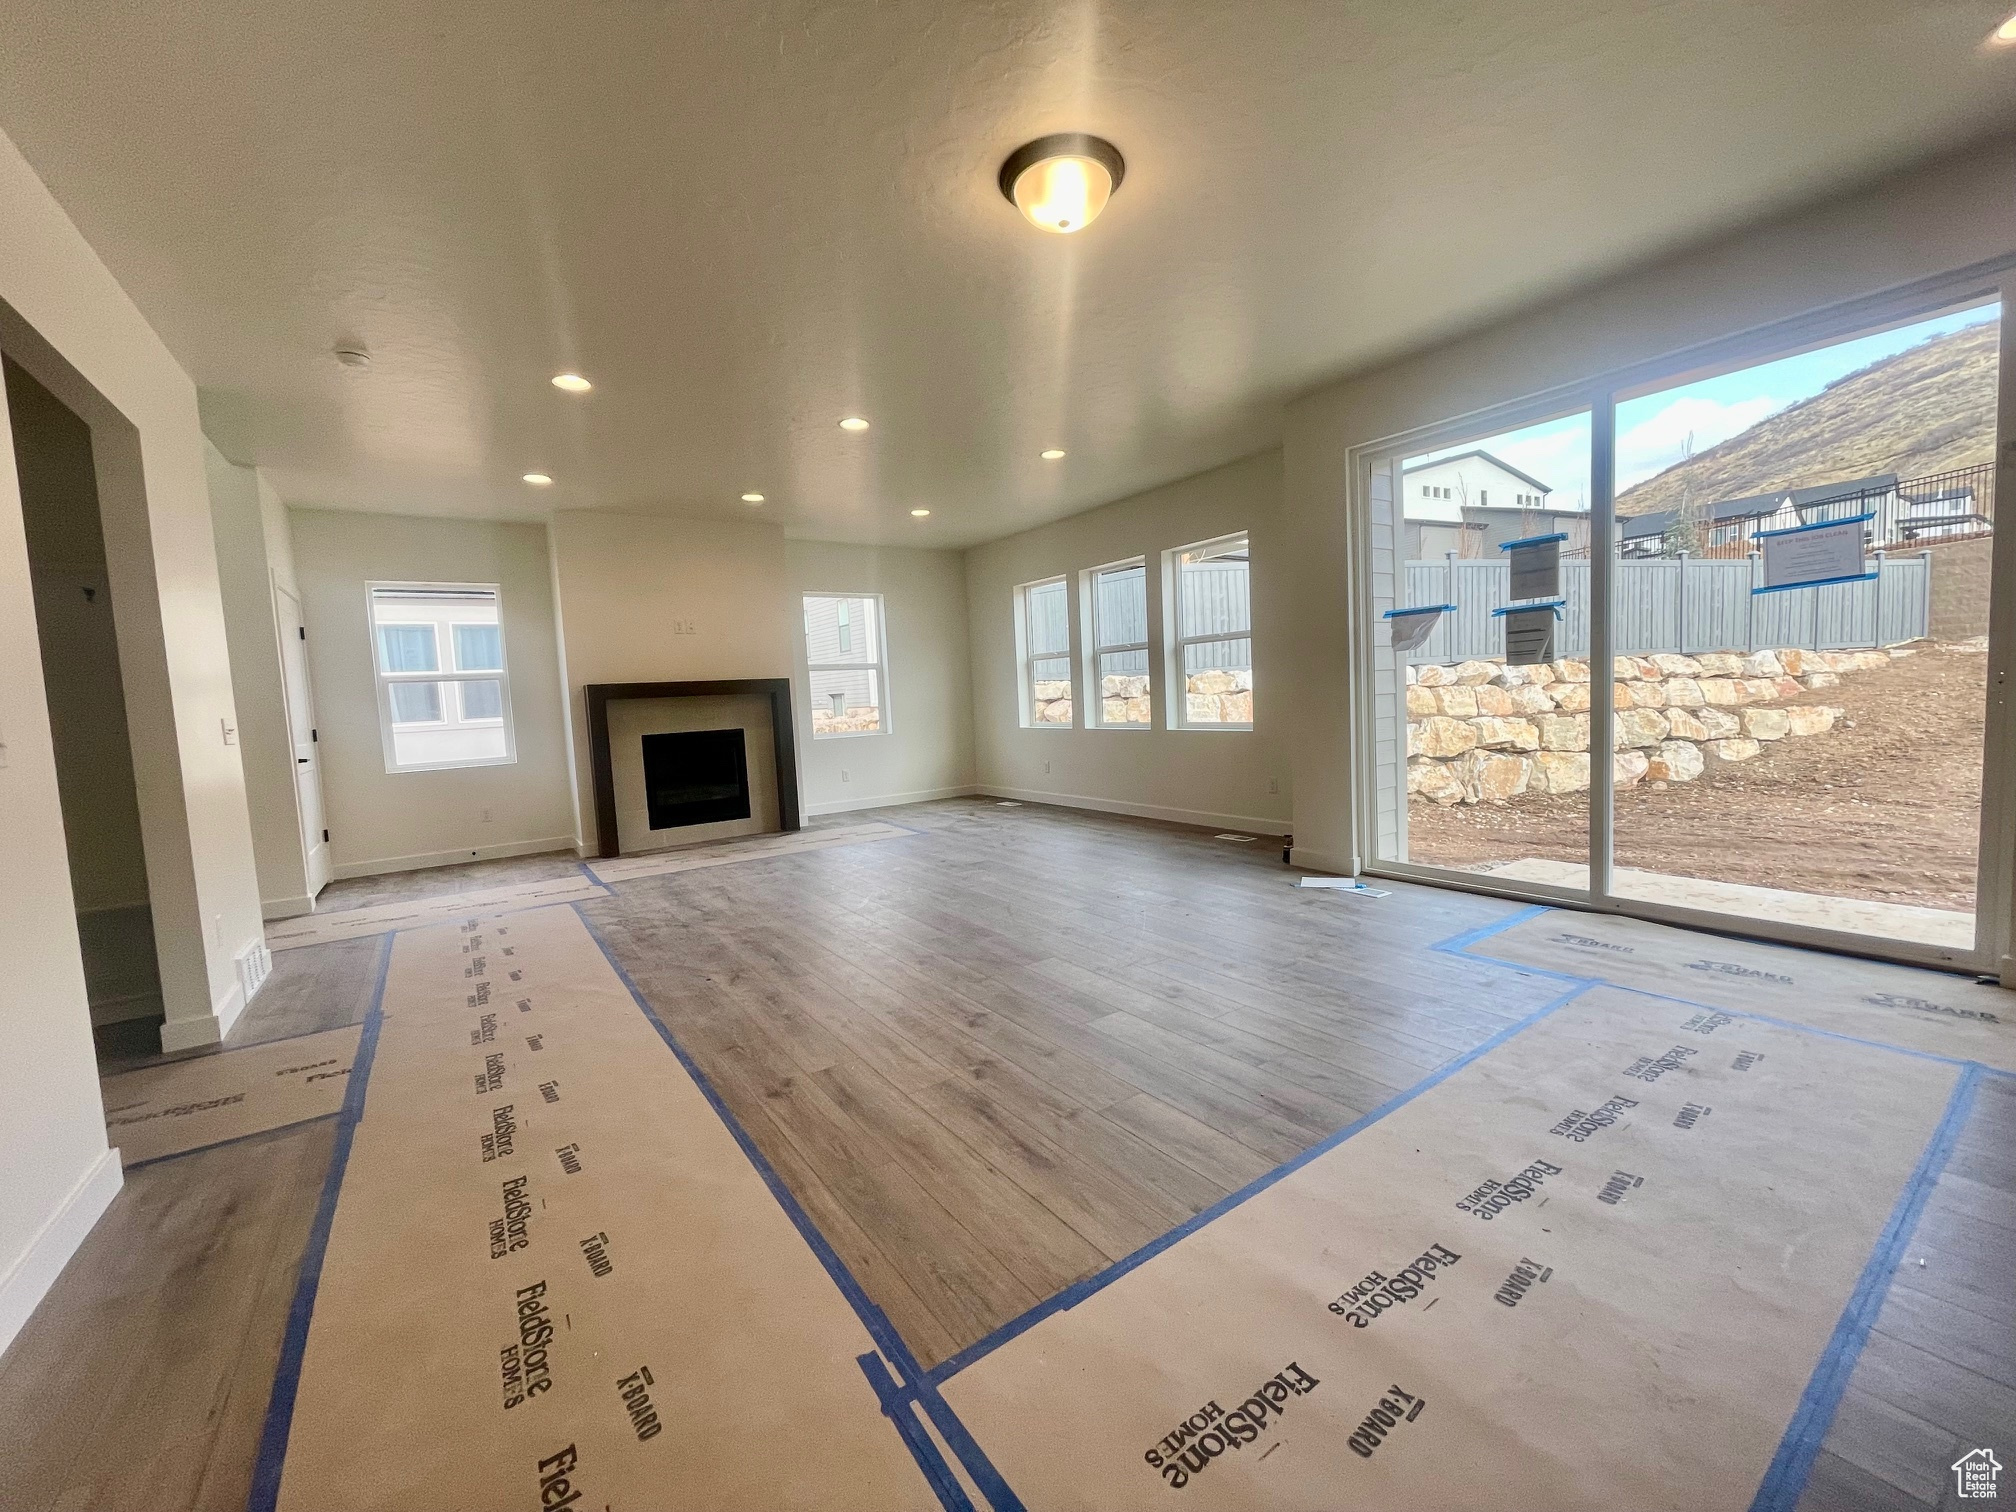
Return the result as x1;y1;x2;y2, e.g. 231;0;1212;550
999;133;1125;234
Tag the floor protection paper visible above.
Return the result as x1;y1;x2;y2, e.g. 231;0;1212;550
1461;906;2016;1071
102;1023;362;1166
269;903;942;1512
587;820;911;884
936;983;1961;1511
263;875;609;951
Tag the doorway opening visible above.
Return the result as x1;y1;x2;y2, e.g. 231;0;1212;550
4;357;165;1062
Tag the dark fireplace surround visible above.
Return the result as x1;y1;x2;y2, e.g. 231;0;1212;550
584;679;800;859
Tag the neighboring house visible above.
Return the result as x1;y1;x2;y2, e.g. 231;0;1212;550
1620;474;1898;557
1402;450;1588;558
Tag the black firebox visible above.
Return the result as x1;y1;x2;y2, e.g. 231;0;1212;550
641;728;751;830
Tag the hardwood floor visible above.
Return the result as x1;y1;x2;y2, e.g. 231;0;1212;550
2;799;2009;1510
581;802;1558;1364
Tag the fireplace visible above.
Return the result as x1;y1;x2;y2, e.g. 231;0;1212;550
583;679;800;858
642;728;751;830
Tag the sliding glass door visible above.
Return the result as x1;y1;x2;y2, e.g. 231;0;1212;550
1362;273;2013;972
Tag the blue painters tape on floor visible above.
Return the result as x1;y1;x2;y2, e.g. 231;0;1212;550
859;1351;978;1512
572;903;1026;1512
246;930;393;1512
926;979;1594;1384
1443;907;2001;1070
1747;1062;1984;1512
1429;902;1553;957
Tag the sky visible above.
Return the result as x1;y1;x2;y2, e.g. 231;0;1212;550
1409;301;1999;510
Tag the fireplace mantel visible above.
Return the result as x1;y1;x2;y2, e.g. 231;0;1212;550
583;679;800;859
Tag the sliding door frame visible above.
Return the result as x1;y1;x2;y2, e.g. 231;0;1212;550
1349;258;2016;978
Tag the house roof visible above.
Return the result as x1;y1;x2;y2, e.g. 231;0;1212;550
1621;473;1897;538
1402;450;1554;495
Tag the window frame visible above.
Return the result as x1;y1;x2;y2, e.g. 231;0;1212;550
366;580;517;774
1016;575;1075;729
1166;532;1254;732
1084;557;1151;730
801;591;891;739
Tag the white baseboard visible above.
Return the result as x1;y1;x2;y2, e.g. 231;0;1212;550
975;785;1291;836
262;893;317;921
87;989;163;1028
0;1147;122;1359
160;994;233;1053
333;835;578;882
805;784;979;818
1288;846;1359;877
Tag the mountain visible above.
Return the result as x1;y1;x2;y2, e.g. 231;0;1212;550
1615;320;1999;518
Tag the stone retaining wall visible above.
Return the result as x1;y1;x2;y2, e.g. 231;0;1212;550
1032;670;1253;726
1405;647;1900;805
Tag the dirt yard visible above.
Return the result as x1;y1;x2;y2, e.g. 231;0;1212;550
1407;641;1988;913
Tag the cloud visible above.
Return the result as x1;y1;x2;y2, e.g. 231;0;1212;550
1616;395;1781;490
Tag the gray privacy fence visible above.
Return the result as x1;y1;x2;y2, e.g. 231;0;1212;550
1397;551;1931;663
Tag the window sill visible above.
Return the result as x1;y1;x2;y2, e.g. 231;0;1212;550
812;729;889;740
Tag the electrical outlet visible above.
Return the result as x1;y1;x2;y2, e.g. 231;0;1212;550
211;913;224;950
481;807;493;823
1269;777;1280;794
1043;760;1051;775
840;769;850;783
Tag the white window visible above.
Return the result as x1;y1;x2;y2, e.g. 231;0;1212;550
1088;559;1149;727
803;593;887;736
368;583;515;772
1169;534;1252;729
1018;576;1073;726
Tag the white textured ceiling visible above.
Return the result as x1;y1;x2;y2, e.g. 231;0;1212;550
3;1;2015;545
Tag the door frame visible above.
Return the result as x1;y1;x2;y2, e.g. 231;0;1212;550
272;578;331;898
1348;259;2016;978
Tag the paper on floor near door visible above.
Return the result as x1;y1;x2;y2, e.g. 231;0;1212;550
102;1023;362;1165
270;904;940;1512
587;819;911;883
1462;906;2016;1071
263;875;609;950
937;985;1958;1512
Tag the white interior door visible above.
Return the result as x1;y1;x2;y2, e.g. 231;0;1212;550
275;582;331;896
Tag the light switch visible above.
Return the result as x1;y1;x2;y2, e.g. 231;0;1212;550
221;718;238;746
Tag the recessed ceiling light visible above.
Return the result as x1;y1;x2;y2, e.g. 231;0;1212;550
741;492;765;503
1000;134;1125;233
1991;10;2016;45
523;473;553;486
1041;448;1067;460
551;373;592;393
839;416;870;432
910;508;931;517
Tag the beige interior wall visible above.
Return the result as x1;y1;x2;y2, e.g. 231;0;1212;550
207;441;314;913
1279;133;2016;890
0;117;276;1346
289;509;575;877
964;450;1292;833
786;539;976;815
549;512;794;848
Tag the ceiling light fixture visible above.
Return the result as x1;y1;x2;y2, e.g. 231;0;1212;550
910;509;931;517
999;133;1125;234
523;473;553;486
1041;448;1067;460
551;373;593;393
741;492;765;503
1990;10;2016;45
839;416;870;432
